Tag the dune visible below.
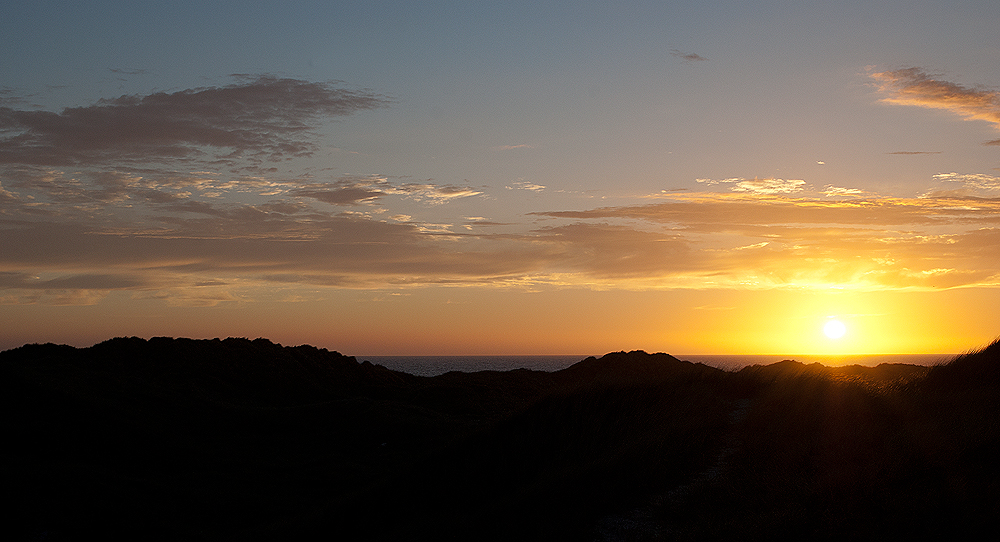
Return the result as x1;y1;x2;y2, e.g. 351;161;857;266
2;336;997;540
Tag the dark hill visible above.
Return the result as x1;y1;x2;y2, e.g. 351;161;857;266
2;337;999;540
554;350;724;389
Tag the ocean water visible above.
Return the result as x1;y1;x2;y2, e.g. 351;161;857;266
358;353;956;377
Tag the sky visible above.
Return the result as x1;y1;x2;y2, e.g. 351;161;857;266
2;1;1000;355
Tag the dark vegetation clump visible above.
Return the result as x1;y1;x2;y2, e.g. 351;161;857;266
2;337;998;540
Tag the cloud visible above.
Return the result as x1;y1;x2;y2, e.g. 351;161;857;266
4;184;1000;301
492;144;533;151
3;69;1000;303
540;188;1000;288
523;223;690;279
0;270;154;305
0;271;148;290
392;182;483;203
870;68;1000;129
291;176;386;205
670;49;708;63
886;151;942;155
822;186;868;197
0;87;37;107
0;166;305;215
0;180;19;203
291;175;482;206
0;76;391;166
924;172;1000;198
696;177;806;195
931;172;1000;188
506;180;546;191
532;194;954;228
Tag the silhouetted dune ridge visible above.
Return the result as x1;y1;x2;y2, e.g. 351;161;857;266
922;336;1000;389
554;349;723;388
2;336;998;540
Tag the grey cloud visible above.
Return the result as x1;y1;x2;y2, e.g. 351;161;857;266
0;271;148;290
158;200;228;217
109;68;150;75
670;49;708;62
0;181;19;203
290;175;392;205
0;166;310;217
393;183;483;203
531;197;949;228
0;76;391;166
0;88;37;107
255;201;312;215
135;188;187;204
0;213;551;291
293;187;383;205
291;176;482;206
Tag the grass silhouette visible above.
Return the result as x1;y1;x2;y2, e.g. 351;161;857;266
2;337;998;540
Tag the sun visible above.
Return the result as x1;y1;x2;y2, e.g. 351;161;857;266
823;319;847;339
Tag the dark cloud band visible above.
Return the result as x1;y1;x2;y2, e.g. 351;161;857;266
0;76;391;166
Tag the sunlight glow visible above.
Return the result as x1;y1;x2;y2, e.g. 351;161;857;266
824;319;847;339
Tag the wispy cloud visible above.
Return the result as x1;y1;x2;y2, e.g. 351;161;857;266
392;182;483;203
886;151;942;155
4;74;1000;304
291;175;482;206
822;186;868;198
0;180;21;203
506;180;546;191
529;191;1000;289
492;144;533;151
871;68;1000;130
670;49;708;63
290;175;387;205
109;68;150;76
0;76;391;167
696;177;806;195
924;172;1000;198
4;184;1000;303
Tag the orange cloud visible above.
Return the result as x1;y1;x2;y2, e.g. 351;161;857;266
4;76;1000;305
696;177;806;195
3;187;1000;304
870;68;1000;129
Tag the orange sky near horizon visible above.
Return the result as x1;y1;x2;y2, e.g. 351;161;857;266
3;285;996;356
3;2;1000;356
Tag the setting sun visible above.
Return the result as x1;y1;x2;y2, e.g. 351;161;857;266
824;319;847;340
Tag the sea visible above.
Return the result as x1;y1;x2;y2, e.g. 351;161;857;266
357;353;955;378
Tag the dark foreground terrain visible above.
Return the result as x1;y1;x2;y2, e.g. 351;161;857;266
3;337;999;540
